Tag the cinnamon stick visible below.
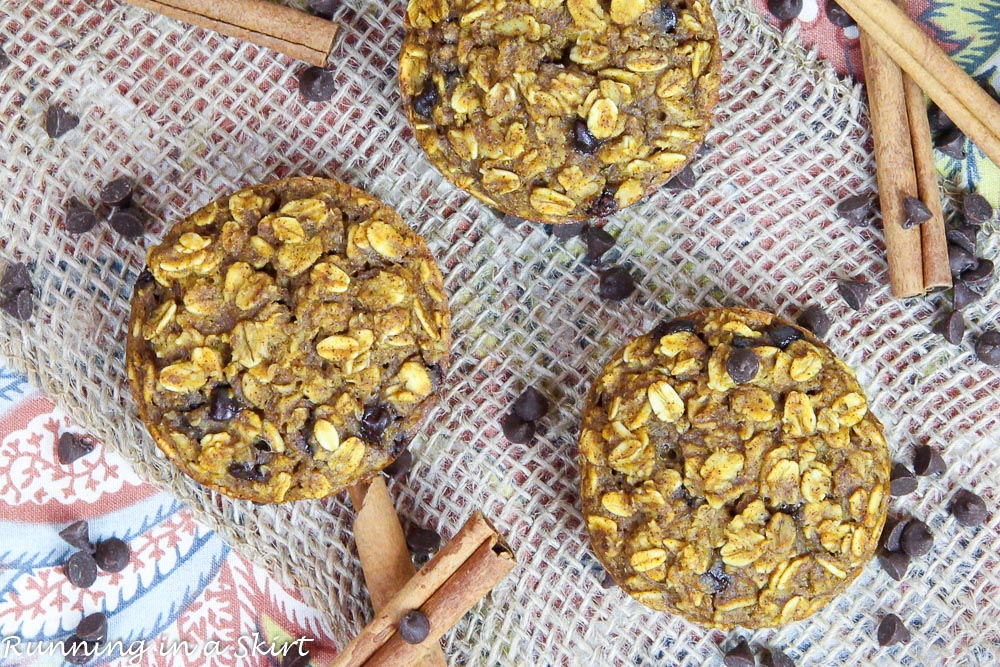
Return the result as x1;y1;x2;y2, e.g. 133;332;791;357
120;0;338;66
858;30;926;298
348;478;447;667
333;512;515;667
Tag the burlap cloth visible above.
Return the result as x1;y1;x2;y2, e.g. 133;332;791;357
1;0;998;664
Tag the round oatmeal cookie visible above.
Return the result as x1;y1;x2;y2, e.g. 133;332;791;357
126;177;451;503
399;0;722;223
578;308;891;628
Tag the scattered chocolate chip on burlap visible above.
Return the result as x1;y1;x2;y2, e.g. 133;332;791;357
950;489;988;527
796;304;831;338
889;463;917;497
837;279;874;311
933;311;965;345
759;647;796;667
836;194;872;225
406;526;442;557
975;330;1000;366
46;104;80;139
598;266;636;301
65;198;99;234
298;66;337;102
722;639;755;667
878;550;910;582
877;613;911;646
913;445;946;477
900;519;933;557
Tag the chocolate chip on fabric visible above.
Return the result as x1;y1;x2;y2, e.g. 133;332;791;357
948;244;978;277
282;644;312;667
927;103;954;134
960;259;993;293
76;612;108;643
900;520;933;557
65;551;98;588
572;117;601;154
57;432;95;465
767;0;803;20
359;403;394;443
406;526;442;556
208;384;239;421
950;489;988;527
936;126;967;160
1;288;33;321
653;3;678;31
963;192;993;225
878;550;910;582
760;647;796;667
901;196;932;229
307;0;337;19
228;460;269;482
975;330;1000;366
825;0;855;27
599;568;617;589
726;348;759;384
1;261;32;295
46;104;80;139
767;324;802;349
398;609;431;644
383;449;413;479
879;517;910;552
108;208;146;239
953;281;982;310
298;66;337;102
585;226;616;263
877;613;911;646
0;47;10;72
501;412;536;444
412;80;439;118
59;521;93;552
913;445;946;476
722;639;755;667
65;198;99;234
512;386;549;422
64;636;96;665
889;463;918;497
837;279;874;311
665;164;696;191
796;304;831;338
587;188;619;218
598;266;635;301
730;335;757;348
551;221;586;239
100;177;134;207
945;224;978;254
933;310;965;345
94;537;130;573
836;194;871;225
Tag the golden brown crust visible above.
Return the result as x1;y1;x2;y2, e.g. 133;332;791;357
126;177;451;503
400;0;722;223
578;308;890;628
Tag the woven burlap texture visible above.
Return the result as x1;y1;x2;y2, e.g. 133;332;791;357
2;0;999;664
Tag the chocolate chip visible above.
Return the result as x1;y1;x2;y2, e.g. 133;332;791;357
398;609;430;644
767;0;803;20
946;224;978;254
1;262;32;295
405;526;441;556
767;324;802;349
282;644;312;667
836;194;871;225
512;386;549;422
913;445;946;476
665;164;696;190
65;551;98;588
0;47;9;72
501;213;525;229
599;568;617;589
901;196;932;229
1;288;33;321
825;0;855;26
948;244;978;276
760;647;796;667
878;550;910;581
960;259;993;293
598;266;635;301
46;104;80;139
65;198;99;234
879;517;910;552
383;449;413;479
135;268;154;288
572;117;601;154
585;226;616;262
877;613;911;646
76;612;108;643
108;208;146;239
298;66;337;102
100;177;134;207
64;636;96;665
950;489;988;527
953;280;982;309
307;0;337;19
652;318;695;339
501;412;535;443
359;403;394;443
587;188;619;218
551;221;586;239
209;384;239;421
59;521;93;552
730;335;756;348
900;519;933;557
653;3;678;31
975;330;1000;366
699;561;731;594
94;537;130;573
722;639;755;667
889;463;917;497
726;348;759;384
936;126;967;160
927;103;954;134
412;80;439;118
796;304;831;338
837;279;874;311
963;193;994;225
228;461;269;483
58;432;95;465
933;310;964;345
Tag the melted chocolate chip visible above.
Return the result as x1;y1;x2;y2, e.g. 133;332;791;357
586;188;618;218
359;403;395;443
572;117;601;154
726;348;759;383
651;318;696;340
767;324;802;349
228;461;269;483
412;80;440;118
209;384;239;421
